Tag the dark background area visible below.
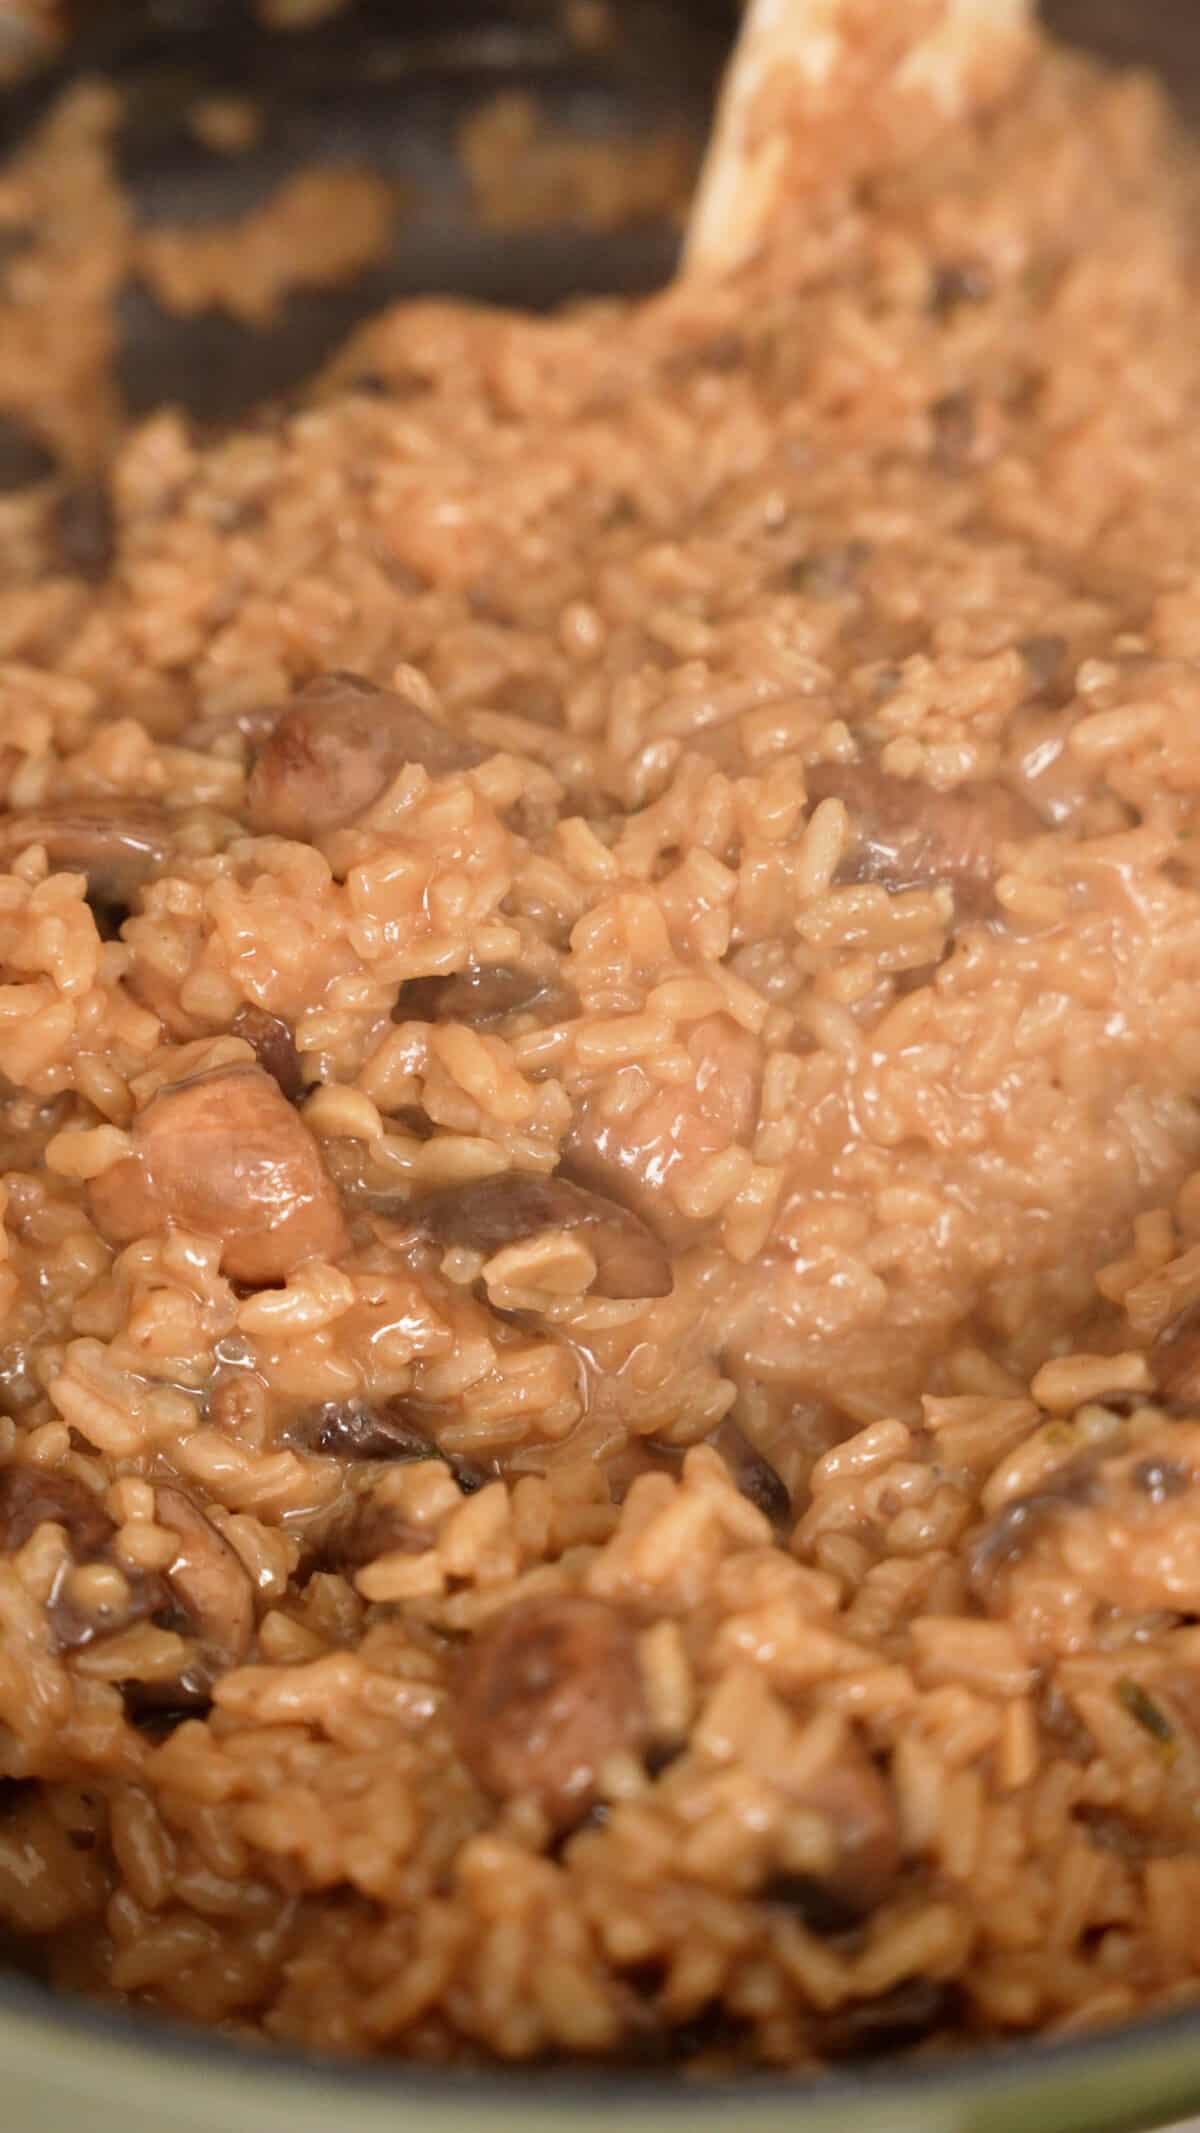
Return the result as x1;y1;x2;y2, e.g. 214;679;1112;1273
2;0;1198;426
1047;0;1200;115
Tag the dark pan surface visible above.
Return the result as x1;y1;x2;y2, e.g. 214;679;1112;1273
1046;0;1200;119
2;2;734;424
0;2;1197;427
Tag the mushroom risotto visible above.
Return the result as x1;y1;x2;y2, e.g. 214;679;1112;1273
3;0;1200;2076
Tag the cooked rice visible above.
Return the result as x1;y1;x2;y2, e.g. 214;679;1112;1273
3;0;1200;2082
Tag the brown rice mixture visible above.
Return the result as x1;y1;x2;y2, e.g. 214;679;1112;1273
6;0;1200;2077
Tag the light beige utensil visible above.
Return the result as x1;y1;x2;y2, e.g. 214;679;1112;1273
685;0;1036;279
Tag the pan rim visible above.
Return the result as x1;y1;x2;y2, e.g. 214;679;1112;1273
2;1956;1200;2115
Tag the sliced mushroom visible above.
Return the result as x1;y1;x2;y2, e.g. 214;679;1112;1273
930;257;995;314
289;1396;491;1492
806;761;1039;915
1017;633;1070;697
88;1063;349;1286
0;1464;114;1559
793;1728;901;1918
0;1464;166;1655
153;1486;254;1668
302;1399;439;1462
761;1874;865;1938
0;410;56;493
439;962;576;1029
566;1014;761;1250
966;1458;1099;1605
454;1592;648;1829
416;1173;672;1301
786;541;871;598
317;1493;433;1574
711;1419;791;1531
397;962;580;1030
245;672;483;840
627;1999;750;2070
1151;1309;1200;1415
969;1430;1200;1619
128;1702;211;1739
814;1979;962;2061
0;1778;34;1819
230;1003;304;1104
54;1572;167;1658
0;802;172;907
54;477;117;583
1038;1680;1094;1763
644;1419;791;1533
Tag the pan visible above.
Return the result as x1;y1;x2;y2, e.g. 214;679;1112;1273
2;6;1200;2131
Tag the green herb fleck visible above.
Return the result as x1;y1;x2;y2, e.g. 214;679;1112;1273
1116;1677;1174;1746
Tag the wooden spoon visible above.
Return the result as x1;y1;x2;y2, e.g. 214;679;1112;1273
685;0;1036;279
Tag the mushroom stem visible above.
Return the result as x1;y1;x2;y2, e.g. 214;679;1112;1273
683;0;1036;281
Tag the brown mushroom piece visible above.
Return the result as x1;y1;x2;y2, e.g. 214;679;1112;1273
0;1464;114;1560
966;1457;1101;1606
762;1874;865;1938
930;256;995;314
1151;1309;1200;1415
290;1397;491;1493
230;1003;304;1104
711;1418;791;1531
788;1726;901;1919
88;1063;349;1286
245;672;483;840
1077;1806;1179;1862
1017;633;1070;698
566;1013;762;1251
969;1429;1200;1620
438;962;578;1027
0;1464;167;1654
814;1979;962;2061
806;761;1040;916
416;1173;672;1301
54;477;117;583
397;961;580;1030
0;410;56;493
153;1486;255;1669
302;1399;442;1463
0;802;172;908
315;1492;433;1574
644;1419;791;1534
454;1593;649;1829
